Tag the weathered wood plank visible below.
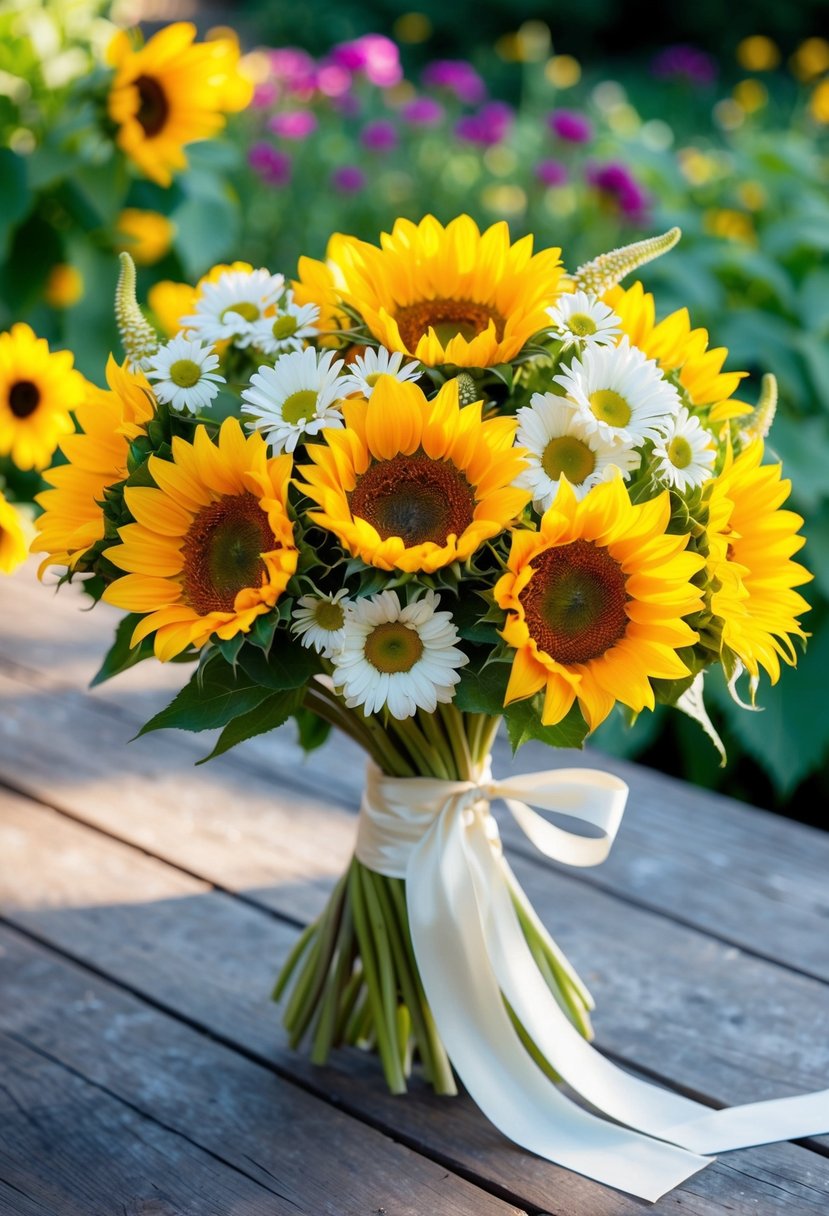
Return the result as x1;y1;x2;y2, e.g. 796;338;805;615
3;563;828;981
2;790;829;1214
0;924;526;1216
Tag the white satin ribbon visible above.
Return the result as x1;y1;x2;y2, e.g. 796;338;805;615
354;760;829;1202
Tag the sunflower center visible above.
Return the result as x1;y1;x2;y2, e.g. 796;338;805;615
668;436;693;469
364;621;424;673
350;454;476;547
182;493;275;615
169;359;203;388
541;436;596;484
314;600;345;631
272;314;298;339
567;313;598;337
135;74;170;137
395;299;504;352
8;379;40;419
222;302;260;324
520;538;629;665
281;389;319;426
589;389;631;428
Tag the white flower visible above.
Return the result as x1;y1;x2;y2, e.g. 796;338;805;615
242;347;346;454
333;590;468;720
292;590;351;657
247;292;320;356
182;268;285;345
554;338;681;447
338;346;422;397
144;335;225;413
546;291;621;350
515;392;640;511
652;407;716;492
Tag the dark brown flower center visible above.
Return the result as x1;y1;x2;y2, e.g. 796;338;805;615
135;74;170;137
8;380;40;419
520;538;629;665
182;493;275;615
349;453;476;547
395;298;504;352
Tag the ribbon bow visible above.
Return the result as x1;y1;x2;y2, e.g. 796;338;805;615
355;761;829;1202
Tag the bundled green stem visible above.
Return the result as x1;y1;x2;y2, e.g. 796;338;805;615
274;685;594;1093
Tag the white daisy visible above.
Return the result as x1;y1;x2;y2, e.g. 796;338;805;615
652;407;716;492
291;590;352;657
242;347;346;454
182;268;285;345
338;346;422;398
515;392;640;511
144;335;225;414
554;338;681;447
247;292;320;356
333;590;468;720
546;291;621;350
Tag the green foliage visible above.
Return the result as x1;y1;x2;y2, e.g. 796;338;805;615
504;699;590;753
90;613;154;687
196;688;304;764
138;655;275;737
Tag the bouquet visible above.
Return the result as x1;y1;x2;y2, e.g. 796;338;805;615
32;216;824;1200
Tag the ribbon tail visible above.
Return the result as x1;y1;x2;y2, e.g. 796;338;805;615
406;800;709;1203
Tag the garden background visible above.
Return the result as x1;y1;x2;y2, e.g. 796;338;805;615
2;0;827;823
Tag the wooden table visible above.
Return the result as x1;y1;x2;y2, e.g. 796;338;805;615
1;560;827;1215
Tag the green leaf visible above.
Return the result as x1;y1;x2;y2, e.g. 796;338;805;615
504;698;589;753
453;657;510;715
90;614;153;687
0;149;29;259
237;635;320;691
138;657;273;736
197;688;303;764
294;706;332;753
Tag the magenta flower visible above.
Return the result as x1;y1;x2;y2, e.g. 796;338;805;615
651;45;717;86
549;109;594;144
331;165;366;193
587;162;650;222
330;34;402;88
400;96;444;127
535;159;568;187
422;59;486;105
268;48;317;96
251;81;279;110
360;119;398;152
268;110;318;140
455;101;513;147
316;64;352;97
248;143;292;188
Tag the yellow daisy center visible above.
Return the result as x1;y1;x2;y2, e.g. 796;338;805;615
272;315;298;339
364;371;383;387
364;621;424;673
182;492;274;614
521;539;629;664
135;74;170;136
349;454;476;546
8;379;41;419
282;389;319;425
589;388;631;428
541;436;596;484
567;313;597;336
222;302;260;324
668;435;693;469
169;359;202;388
396;298;504;351
314;600;345;631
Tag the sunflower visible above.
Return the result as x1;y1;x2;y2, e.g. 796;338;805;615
32;357;155;572
604;281;749;421
294;233;355;343
0;491;28;574
103;418;297;660
107;23;253;187
300;375;529;573
706;441;810;683
494;477;703;730
0;323;86;471
295;215;564;368
116;208;175;265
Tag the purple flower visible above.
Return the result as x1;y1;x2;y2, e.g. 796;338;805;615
316;64;352;98
651;44;717;86
267;109;318;140
251;81;279;110
422;59;486;105
330;34;402;88
248;142;292;188
535;158;568;187
360;119;398;152
400;96;444;127
548;109;593;144
331;165;366;193
586;162;650;222
455;101;513;147
268;48;316;96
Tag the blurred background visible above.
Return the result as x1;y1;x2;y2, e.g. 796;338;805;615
2;0;828;823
